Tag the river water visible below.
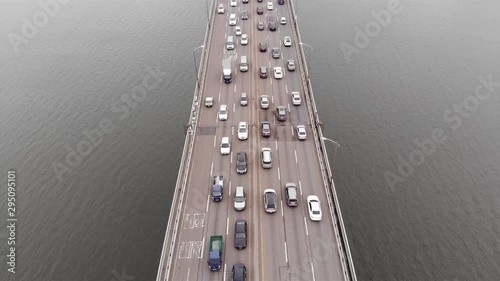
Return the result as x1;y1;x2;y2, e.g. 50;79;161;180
0;0;499;281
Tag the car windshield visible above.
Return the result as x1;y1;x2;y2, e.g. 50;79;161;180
313;210;320;214
222;143;229;148
235;197;244;202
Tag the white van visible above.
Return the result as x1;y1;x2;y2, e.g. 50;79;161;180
234;186;246;211
261;148;272;169
239;56;248;72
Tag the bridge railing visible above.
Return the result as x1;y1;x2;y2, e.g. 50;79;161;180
155;1;216;280
288;1;358;280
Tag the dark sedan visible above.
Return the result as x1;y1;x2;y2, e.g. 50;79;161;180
269;22;277;31
259;42;267;52
257;6;264;15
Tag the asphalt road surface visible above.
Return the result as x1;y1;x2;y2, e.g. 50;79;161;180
167;1;345;280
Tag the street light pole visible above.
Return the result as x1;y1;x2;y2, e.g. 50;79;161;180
192;45;205;89
322;137;340;177
299;42;313;77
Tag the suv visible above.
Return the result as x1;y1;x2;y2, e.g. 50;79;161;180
236;152;247;174
259;67;268;79
261;122;271;137
232;263;247;281
259;42;267;52
272;47;281;59
263;189;277;213
285;183;298;206
286;59;296;71
276;106;287;121
234;219;247;249
241;10;248;20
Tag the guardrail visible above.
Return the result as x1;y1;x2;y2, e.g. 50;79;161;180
288;1;358;280
155;1;216;280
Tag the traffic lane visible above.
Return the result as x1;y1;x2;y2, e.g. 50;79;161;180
169;134;217;281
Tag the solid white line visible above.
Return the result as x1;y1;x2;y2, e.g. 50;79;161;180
278;166;281;180
223;263;227;281
206;195;210;212
210;162;214;175
186;268;190;281
213;135;217;147
226;217;230;236
284;242;288;263
295;150;298;163
201;236;205;256
304;216;309;236
311;262;316;281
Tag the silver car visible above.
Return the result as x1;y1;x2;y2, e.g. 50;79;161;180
260;95;270;109
296;125;306;140
218;104;228;120
291;92;301;105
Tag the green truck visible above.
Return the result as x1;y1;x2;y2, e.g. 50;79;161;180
207;235;223;270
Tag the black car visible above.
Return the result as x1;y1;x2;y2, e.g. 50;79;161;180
261;122;271;137
259;67;268;79
257;0;263;2
278;0;285;4
257;6;264;15
232;263;247;281
276;106;287;121
269;22;277;31
242;0;249;3
272;48;281;59
286;59;296;71
236;152;247;174
259;42;267;52
257;21;265;30
234;219;247;249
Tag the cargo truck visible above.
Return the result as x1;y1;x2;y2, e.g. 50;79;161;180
207;235;223;270
222;59;232;83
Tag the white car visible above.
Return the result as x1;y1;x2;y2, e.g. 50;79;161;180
280;17;286;24
283;36;292;47
267;1;273;10
238;122;248;140
241;34;248;45
260;95;269;109
218;104;228;121
217;4;224;14
220;137;231;154
296;125;306;140
291;91;301;105
307;195;322;221
230;0;237;7
273;67;283;79
235;26;242;36
229;14;237;26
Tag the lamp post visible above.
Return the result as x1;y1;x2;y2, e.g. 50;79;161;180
205;0;210;22
321;137;340;177
192;45;205;89
299;42;313;78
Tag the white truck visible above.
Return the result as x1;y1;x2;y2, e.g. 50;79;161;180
222;59;232;83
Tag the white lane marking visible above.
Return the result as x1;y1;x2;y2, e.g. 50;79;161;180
226;217;230;236
231;152;233;163
271;95;274;104
232;126;234;135
285;84;288;94
210;162;214;175
206;195;210;212
304;217;309;236
186;268;190;281
275;140;278;150
178;241;203;259
311;262;316;281
234;84;236;92
278;166;281;181
299;180;303;196
218;92;221;101
287;104;291;112
213;135;217;147
233;103;235;112
184;213;206;229
270;78;273;85
201;236;205;257
290;125;294;136
281;199;284;216
223;263;227;281
284;242;288;263
295;150;298;163
229;181;232;196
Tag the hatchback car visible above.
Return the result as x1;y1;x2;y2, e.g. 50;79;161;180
257;21;265;30
276;106;287;121
218;104;228;121
273;67;283;79
263;189;277;213
296;125;306;140
307;195;322;221
235;26;242;36
261;121;271;137
217;4;224;14
234;219;247;249
286;59;296;71
259;42;267;52
241;10;248;20
291;91;301;105
229;14;237;25
220;137;231;155
259;67;268;79
272;47;281;58
230;0;237;7
283;36;292;47
257;6;264;15
238;122;248;140
236;152;247;174
269;22;277;31
241;34;248;45
232;263;247;281
260;95;270;109
267;1;274;10
280;16;286;24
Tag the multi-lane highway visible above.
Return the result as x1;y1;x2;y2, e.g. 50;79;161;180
156;1;357;281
